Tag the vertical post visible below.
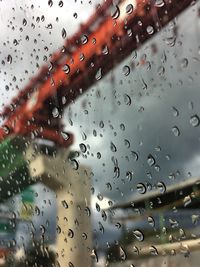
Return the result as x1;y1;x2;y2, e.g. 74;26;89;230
28;146;92;267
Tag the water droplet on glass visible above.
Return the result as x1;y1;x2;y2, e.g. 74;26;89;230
7;55;12;64
110;142;117;152
62;28;67;39
148;216;155;227
2;125;10;135
58;0;63;7
23;18;27;26
68;229;74;238
147;154;155;166
190;115;200;127
85;207;91;217
119;246;127;260
123;65;130;76
180;58;188;68
61;200;68;209
81;35;88;45
147;26;154;35
52;107;59;118
63;64;70;74
91;249;98;262
183;195;192;207
95;68;102;80
73;13;78;19
171;107;179;117
123;94;131;105
79;143;87;153
111;5;120;19
131;151;139;161
126;4;134;14
155;0;165;7
172;126;180;136
48;0;53;7
137;183;146;194
157;182;166;194
70;159;79;170
133;229;144;241
61;131;70;140
149;246;158;256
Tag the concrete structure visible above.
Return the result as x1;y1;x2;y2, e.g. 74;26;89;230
27;145;92;267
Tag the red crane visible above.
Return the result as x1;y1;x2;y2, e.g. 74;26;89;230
0;0;196;147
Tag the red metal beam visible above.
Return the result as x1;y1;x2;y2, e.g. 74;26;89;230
0;0;196;145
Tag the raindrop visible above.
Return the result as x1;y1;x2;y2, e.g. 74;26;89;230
70;159;79;170
126;171;133;182
82;233;87;240
119;246;127;261
48;0;53;7
133;229;144;241
147;154;156;166
190;115;200;127
147;25;154;35
191;214;199;224
56;225;62;235
126;4;134;14
148;216;155;227
106;182;112;190
102;45;109;55
155;0;165;7
110;142;117;152
52;107;59;118
96;203;100;212
73;13;78;19
157;182;166;194
111;5;120;19
7;55;12;64
97;152;101;159
85;207;91;217
98;222;104;233
137;183;146;194
183;195;192;207
123;65;130;76
165;36;176;47
40;225;46;234
120;123;125;131
99;121;104;128
149;246;158;256
3;126;10;135
58;0;63;7
62;28;67;39
133;246;139;255
61;200;68;209
81;35;88;45
79;143;87;153
68;229;74;238
22;18;27;26
123;94;131;105
180;58;188;68
95;68;102;80
172;126;180;136
157;66;165;76
61;131;70;140
131;151;139;161
63;64;70;74
91;249;98;262
124;139;130;148
171;107;179;117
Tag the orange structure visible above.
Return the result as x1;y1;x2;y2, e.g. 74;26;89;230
0;0;196;146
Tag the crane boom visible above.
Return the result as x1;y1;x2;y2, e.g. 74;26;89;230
0;0;196;146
